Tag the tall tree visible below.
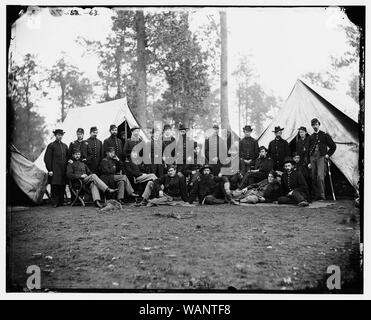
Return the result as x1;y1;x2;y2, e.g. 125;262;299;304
48;54;93;121
8;54;46;160
219;11;229;130
135;10;147;126
147;11;210;126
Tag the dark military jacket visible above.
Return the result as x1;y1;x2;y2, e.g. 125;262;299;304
103;135;124;161
296;135;310;165
157;174;188;201
66;160;92;188
175;135;195;164
308;130;336;157
44;140;68;185
254;156;274;173
68;139;88;161
268;137;291;170
99;157;123;188
239;136;259;161
123;137;143;159
86;137;103;174
204;134;227;163
188;174;226;204
281;169;309;198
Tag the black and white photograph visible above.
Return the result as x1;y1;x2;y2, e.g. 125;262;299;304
5;3;364;296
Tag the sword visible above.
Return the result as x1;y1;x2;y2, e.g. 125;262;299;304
327;159;336;201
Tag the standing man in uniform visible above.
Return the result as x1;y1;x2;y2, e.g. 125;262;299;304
204;124;227;176
123;126;143;160
175;124;194;177
268;126;291;172
44;129;69;207
86;126;103;174
103;124;124;162
68;128;88;161
239;125;259;174
162;124;176;173
308;118;336;201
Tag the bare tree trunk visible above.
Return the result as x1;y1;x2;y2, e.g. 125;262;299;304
135;10;147;127
220;11;229;130
61;83;65;122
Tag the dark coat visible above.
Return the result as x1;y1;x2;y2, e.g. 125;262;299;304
239;136;259;161
99;157;123;188
268;137;291;170
103;135;124;161
295;135;310;165
308;130;336;157
254;156;274;173
188;174;227;204
86;137;103;174
44;140;68;185
123;137;143;159
280;169;309;199
157;174;188;201
175;135;195;165
68;139;88;161
66;160;92;189
204;134;228;163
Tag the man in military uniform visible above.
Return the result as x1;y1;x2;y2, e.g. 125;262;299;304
44;129;68;207
204;124;228;176
308;118;336;201
147;126;164;177
67;149;117;208
184;144;206;191
68;128;88;161
103;124;124;162
146;165;189;206
99;147;138;204
239;125;259;174
175;124;195;176
162;124;176;173
239;146;274;189
188;165;238;205
123;126;143;160
278;157;310;207
268;126;291;171
86;126;103;174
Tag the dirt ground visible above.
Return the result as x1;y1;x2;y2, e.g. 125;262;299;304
7;200;362;293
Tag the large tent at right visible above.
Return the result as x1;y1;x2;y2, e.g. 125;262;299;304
258;79;360;195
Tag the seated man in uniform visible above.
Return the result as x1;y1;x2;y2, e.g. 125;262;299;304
277;157;310;207
188;165;238;205
238;146;274;189
99;147;138;205
67;149;117;208
145;165;189;206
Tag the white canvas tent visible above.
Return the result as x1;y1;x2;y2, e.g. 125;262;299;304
258;79;360;190
35;98;148;172
9;145;48;204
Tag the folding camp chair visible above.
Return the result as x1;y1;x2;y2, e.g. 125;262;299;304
69;179;85;207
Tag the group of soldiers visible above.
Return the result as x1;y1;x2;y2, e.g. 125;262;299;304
44;117;336;208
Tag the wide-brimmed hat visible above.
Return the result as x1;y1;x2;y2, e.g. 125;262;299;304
272;126;284;133
199;164;213;173
243;125;253;132
283;157;296;165
53;129;65;135
297;126;307;132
